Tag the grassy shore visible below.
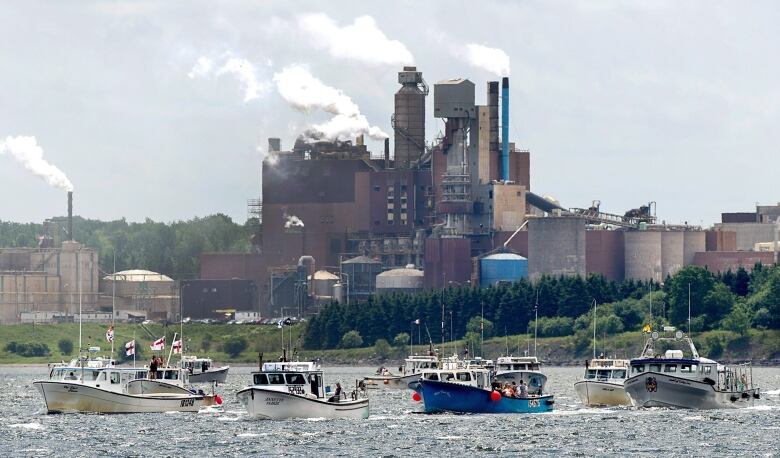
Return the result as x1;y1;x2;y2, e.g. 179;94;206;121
0;323;778;365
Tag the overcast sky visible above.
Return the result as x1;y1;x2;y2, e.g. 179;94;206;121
1;1;778;226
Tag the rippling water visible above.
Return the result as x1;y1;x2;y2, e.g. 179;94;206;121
1;365;779;457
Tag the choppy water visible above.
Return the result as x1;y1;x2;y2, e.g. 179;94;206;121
1;366;779;457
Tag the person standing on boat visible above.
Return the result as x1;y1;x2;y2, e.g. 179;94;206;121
149;356;158;379
517;380;528;398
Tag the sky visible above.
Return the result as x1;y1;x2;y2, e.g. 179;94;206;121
1;0;778;227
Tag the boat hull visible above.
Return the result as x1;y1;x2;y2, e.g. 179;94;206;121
573;380;630;406
624;373;758;409
363;373;420;389
126;379;195;395
33;381;215;414
236;387;369;420
417;380;554;414
188;367;229;384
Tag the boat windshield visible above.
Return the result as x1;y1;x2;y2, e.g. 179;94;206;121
268;373;285;384
285;373;306;385
253;373;269;385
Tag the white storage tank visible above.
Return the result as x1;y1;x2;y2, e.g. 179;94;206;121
376;266;424;295
311;270;339;300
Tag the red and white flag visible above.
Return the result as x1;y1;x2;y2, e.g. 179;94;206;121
150;336;165;351
106;325;114;343
125;340;135;356
172;339;182;354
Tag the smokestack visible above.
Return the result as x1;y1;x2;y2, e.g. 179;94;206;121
67;191;73;241
268;138;281;153
501;77;509;181
384;138;390;169
356;134;364;146
487;82;499;179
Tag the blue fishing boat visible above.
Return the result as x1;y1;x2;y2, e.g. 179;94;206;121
412;362;554;414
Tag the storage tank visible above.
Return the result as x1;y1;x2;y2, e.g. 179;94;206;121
661;231;685;279
394;67;426;168
340;256;383;300
527;217;587;280
683;231;706;266
624;231;662;282
333;283;344;304
376;267;424;295
480;253;528;286
311;270;339;299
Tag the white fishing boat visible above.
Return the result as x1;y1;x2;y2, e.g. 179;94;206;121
624;329;760;409
237;356;369;420
33;362;220;414
363;354;439;389
180;355;229;384
494;356;546;395
573;358;630;406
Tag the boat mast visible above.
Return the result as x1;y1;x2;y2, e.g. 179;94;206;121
688;282;692;336
78;248;82;353
592;299;597;360
534;289;539;357
180;283;184;362
111;250;115;358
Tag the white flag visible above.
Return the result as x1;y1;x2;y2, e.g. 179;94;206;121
106;325;114;343
125;340;135;356
172;339;182;354
150;336;165;351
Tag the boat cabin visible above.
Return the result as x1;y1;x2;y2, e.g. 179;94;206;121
419;367;491;390
495;356;541;372
251;361;327;398
585;359;629;381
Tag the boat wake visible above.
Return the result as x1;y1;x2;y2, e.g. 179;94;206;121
9;422;43;430
763;388;780;396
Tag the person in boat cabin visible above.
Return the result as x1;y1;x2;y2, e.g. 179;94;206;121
202;360;209;372
517;380;528;398
65;371;77;380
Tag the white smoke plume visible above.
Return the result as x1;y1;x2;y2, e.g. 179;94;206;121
188;56;270;102
462;43;511;77
284;214;304;228
298;13;414;66
273;64;388;141
0;136;74;192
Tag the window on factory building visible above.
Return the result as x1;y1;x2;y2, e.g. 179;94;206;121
373;186;380;192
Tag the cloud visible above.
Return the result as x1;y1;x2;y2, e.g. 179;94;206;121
298;13;414;66
272;64;388;141
461;43;511;77
216;57;270;102
1;136;74;192
187;56;213;79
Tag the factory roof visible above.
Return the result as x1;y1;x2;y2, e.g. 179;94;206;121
310;270;339;280
377;268;424;277
437;78;469;85
342;255;381;264
103;269;173;282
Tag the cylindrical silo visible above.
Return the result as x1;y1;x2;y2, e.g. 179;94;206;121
527;217;587;280
394;67;426;168
341;255;383;300
312;270;339;299
683;231;706;266
480;253;528;286
624;231;662;282
376;268;424;295
661;231;685;279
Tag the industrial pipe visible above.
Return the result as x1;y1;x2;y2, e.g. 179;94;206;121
67;191;73;241
501;77;509;182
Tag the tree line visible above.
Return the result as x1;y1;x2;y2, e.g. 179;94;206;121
0;214;253;279
303;264;780;350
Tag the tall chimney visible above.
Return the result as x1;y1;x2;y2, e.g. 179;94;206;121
487;82;499;179
501;77;510;181
384;138;390;169
67;191;73;241
268;137;281;153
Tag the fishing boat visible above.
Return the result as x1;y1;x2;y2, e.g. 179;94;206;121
180;355;229;384
236;355;369;420
624;328;760;409
33;360;221;414
573;300;630;406
363;354;439;389
573;358;630;406
494;356;547;395
413;359;554;414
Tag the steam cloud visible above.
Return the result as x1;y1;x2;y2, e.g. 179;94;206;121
298;13;414;66
462;43;511;77
0;136;74;192
284;214;304;228
273;64;388;141
188;56;269;102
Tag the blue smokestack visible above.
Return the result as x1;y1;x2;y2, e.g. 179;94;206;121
501;77;509;181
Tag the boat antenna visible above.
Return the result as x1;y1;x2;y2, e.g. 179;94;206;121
111;249;116;358
449;310;453;357
167;332;177;366
688;282;692;336
505;326;509;356
78;248;82;353
480;301;484;358
534;289;539;357
441;301;445;348
592;299;597;360
424;323;434;355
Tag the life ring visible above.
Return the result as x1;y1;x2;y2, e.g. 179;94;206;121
384;379;389;385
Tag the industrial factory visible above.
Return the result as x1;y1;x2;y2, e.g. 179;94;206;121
199;66;780;317
2;67;779;323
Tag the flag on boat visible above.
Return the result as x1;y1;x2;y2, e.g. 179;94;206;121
105;325;114;342
642;324;652;333
172;339;182;354
413;319;420;325
125;340;135;356
150;336;165;351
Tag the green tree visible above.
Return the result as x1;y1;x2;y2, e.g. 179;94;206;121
340;330;364;349
223;336;248;357
668;266;715;327
721;302;752;335
57;338;73;355
392;332;410;348
466;316;494;339
534;316;574;337
374;339;392;359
